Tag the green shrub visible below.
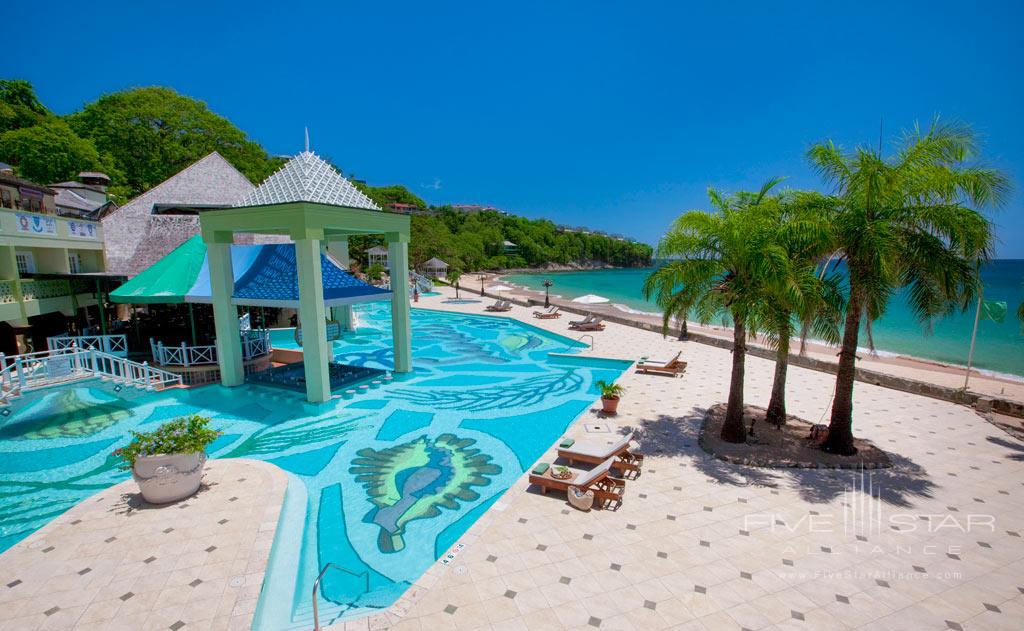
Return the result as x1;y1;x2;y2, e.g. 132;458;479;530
113;415;221;470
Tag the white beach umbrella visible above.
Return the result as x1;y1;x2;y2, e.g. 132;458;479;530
487;284;514;292
572;294;610;304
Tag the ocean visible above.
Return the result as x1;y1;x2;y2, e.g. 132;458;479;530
505;260;1024;379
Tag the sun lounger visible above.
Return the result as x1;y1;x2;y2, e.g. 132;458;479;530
485;299;512;312
558;431;644;476
568;313;596;326
528;457;625;507
533;306;561;319
570;317;605;331
637;351;687;377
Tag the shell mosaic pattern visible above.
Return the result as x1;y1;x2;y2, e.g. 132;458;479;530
0;303;628;627
351;433;500;553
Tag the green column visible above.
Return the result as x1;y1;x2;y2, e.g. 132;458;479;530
387;234;412;373
208;239;244;386
296;236;331;402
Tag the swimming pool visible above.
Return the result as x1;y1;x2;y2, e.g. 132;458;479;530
0;303;629;627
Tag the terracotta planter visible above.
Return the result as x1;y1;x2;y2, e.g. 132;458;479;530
132;452;206;504
601;396;620;415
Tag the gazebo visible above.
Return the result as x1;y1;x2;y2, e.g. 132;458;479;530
366;245;389;268
196;151;412;403
420;257;448;278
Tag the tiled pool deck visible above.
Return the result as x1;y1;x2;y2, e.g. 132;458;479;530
0;460;286;631
3;287;1024;630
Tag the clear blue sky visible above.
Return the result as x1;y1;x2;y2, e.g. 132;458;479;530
9;1;1024;256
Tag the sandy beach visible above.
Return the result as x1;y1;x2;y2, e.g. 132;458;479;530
479;273;1024;405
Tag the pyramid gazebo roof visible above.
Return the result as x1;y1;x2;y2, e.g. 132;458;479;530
234;151;380;211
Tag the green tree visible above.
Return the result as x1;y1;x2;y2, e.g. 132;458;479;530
647;181;790;442
68;87;279;196
808;120;1007;455
0;79;49;133
0;119;116;185
448;268;463;299
756;191;843;427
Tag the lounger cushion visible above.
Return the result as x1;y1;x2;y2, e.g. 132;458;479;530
562;432;634;459
558;438;575;448
573;457;615;486
532;462;550;474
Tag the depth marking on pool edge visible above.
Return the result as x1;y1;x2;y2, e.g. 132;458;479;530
440;542;466;566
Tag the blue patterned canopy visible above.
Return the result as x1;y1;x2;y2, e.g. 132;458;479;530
185;242;392;307
112;235;391;307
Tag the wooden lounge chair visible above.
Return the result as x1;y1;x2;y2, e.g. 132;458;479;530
533;306;561;319
529;457;625;508
637;351;687;377
568;313;596;326
485;299;512;312
558;431;644;476
570;317;605;331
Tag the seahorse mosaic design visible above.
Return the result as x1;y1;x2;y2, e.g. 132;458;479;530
388;370;584;412
0;389;133;440
350;433;500;553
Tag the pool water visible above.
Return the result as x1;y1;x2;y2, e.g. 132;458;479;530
0;303;628;627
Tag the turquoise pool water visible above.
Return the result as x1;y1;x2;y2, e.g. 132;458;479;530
0;303;628;627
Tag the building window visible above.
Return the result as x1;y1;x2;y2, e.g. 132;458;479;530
0;189;12;209
68;253;82;274
15;252;35;275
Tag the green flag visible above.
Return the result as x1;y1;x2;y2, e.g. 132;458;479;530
980;300;1007;323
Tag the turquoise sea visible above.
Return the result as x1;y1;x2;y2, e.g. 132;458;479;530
507;260;1024;379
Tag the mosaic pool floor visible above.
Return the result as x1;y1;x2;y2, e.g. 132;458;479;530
0;303;628;628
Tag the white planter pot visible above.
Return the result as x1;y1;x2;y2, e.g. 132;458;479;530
132;452;207;504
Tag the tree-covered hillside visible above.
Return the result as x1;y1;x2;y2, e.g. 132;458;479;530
0;79;651;269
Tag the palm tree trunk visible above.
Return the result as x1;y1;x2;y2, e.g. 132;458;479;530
677;318;688;341
720;318;748;443
823;287;861;455
766;329;789;426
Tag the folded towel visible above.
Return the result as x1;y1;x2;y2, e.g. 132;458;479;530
531;462;550;474
558;438;575;448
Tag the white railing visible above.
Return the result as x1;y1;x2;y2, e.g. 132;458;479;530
149;330;271;367
0;347;182;404
48;334;129;357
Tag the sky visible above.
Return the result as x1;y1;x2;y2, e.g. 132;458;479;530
8;0;1024;256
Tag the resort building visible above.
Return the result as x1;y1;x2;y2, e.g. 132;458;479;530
48;172;117;219
0;166;106;354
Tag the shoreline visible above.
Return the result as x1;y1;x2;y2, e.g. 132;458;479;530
487;273;1024;405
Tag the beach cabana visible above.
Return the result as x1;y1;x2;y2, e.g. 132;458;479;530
421;257;448;278
366;245;389;269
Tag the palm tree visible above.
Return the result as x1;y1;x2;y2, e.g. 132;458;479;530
448;268;462;299
646;180;789;443
757;192;844;428
808;120;1007;455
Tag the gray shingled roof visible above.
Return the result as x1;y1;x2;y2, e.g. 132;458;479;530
53;188;100;212
101;152;260;277
234;151;381;211
366;245;389;255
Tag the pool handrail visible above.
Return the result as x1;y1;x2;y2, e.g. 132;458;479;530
312;562;370;630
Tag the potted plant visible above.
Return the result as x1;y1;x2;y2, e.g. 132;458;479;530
114;415;221;504
595;380;625;415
